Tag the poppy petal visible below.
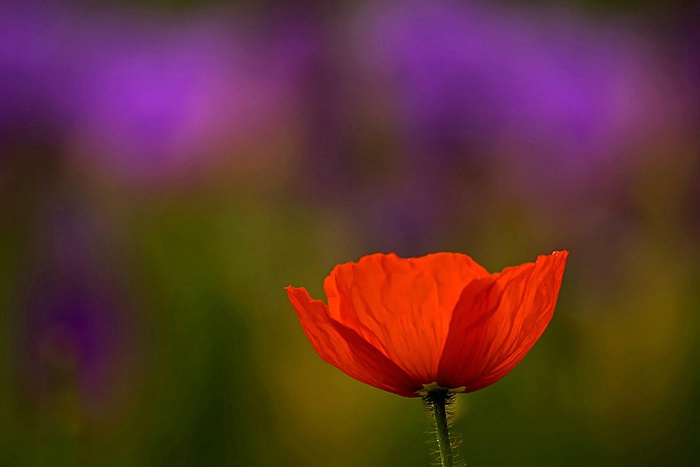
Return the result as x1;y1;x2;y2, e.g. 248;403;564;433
323;253;491;384
286;286;420;396
437;251;568;391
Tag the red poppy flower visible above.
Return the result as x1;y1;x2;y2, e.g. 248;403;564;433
286;251;568;397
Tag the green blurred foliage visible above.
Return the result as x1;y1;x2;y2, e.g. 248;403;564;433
3;161;698;466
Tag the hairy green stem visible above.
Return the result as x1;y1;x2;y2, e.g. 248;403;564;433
426;390;455;467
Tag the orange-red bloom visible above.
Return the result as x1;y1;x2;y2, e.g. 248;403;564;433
286;251;568;397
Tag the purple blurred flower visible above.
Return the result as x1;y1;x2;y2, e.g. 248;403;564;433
69;14;313;186
16;200;132;417
360;177;451;255
0;2;73;148
312;0;697;257
352;0;692;193
24;277;123;407
0;2;315;187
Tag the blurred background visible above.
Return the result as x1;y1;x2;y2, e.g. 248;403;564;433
1;0;699;465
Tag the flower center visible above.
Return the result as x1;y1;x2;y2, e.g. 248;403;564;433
416;382;466;396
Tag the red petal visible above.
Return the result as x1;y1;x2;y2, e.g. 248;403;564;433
323;253;490;384
437;251;568;391
286;286;419;396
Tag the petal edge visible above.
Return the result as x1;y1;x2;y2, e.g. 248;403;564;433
286;286;420;396
437;250;568;391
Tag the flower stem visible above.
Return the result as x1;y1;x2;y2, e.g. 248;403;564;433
426;390;455;467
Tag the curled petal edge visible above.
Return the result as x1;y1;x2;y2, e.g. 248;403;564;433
437;250;568;392
286;286;422;397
